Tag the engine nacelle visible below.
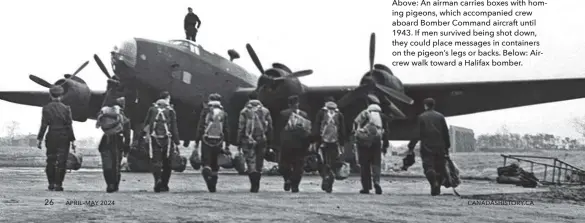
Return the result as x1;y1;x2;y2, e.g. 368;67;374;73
355;66;411;119
256;68;305;103
54;76;92;122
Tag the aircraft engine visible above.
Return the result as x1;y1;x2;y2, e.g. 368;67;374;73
28;60;93;122
255;66;306;104
347;67;409;119
337;33;414;119
359;64;404;93
55;76;92;122
245;44;313;107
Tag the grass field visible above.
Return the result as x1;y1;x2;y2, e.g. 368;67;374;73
3;145;584;180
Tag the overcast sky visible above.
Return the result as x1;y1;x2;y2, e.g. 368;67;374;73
0;0;584;143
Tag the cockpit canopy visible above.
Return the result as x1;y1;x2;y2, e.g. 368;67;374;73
168;39;201;55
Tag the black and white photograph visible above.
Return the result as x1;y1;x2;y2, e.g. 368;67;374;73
0;0;584;222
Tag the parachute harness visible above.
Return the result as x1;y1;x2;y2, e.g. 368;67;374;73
202;108;224;147
149;107;172;158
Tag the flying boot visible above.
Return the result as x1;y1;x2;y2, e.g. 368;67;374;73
160;166;171;192
54;167;66;191
45;164;55;191
153;169;163;192
248;172;255;192
374;184;382;195
321;168;334;193
425;170;440;196
284;179;291;192
209;175;218;193
114;172;121;192
249;172;261;193
359;173;372;194
372;165;382;195
291;177;301;193
280;169;291;192
103;170;116;193
202;167;215;192
435;172;442;195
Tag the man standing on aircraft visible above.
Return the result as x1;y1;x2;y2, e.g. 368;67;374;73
278;95;311;193
194;93;231;192
313;96;346;193
96;97;131;193
353;95;390;195
184;7;201;42
410;98;451;196
142;91;181;192
237;91;273;193
36;85;76;192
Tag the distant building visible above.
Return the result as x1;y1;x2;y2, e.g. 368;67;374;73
449;125;476;153
4;134;37;147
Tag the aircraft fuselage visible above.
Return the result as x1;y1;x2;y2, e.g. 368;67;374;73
111;38;261;142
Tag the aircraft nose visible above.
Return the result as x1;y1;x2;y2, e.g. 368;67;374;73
111;38;138;79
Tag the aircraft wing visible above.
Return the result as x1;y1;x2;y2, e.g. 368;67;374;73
305;77;585;118
0;90;106;120
0;91;55;107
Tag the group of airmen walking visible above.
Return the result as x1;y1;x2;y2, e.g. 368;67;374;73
37;83;451;196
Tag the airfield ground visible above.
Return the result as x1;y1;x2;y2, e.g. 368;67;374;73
1;147;584;222
0;168;584;223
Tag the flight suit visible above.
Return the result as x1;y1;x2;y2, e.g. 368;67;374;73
415;109;451;196
237;99;273;193
37;95;76;191
184;12;201;41
98;91;131;193
98;114;130;193
278;108;310;193
313;104;346;193
195;102;230;192
353;105;390;194
143;99;181;192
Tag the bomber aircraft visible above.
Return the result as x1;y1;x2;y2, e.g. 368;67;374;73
2;33;585;171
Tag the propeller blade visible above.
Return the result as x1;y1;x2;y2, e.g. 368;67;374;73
375;84;414;105
29;74;53;88
369;33;376;74
93;54;112;79
246;44;265;75
289;69;313;78
381;95;407;119
273;69;313;81
71;60;89;77
272;63;292;73
388;102;407;119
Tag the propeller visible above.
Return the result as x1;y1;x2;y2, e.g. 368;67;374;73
28;60;89;88
246;43;313;83
336;32;414;119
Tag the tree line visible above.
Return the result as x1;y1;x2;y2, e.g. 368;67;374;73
0;121;98;147
475;133;584;151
